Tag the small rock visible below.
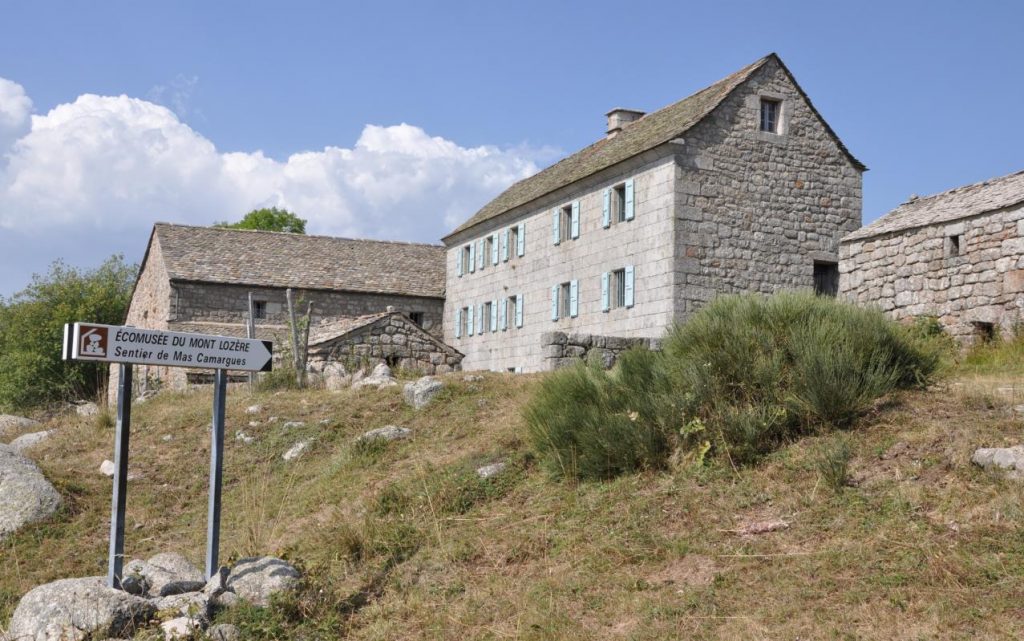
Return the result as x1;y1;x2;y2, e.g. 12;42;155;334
357;425;411;444
161;616;202;640
319;419;330;425
124;553;205;597
462;374;484;383
100;460;116;477
226;556;300;607
120;574;149;596
268;416;279;423
736;519;790;536
322;362;351;391
75;401;100;417
972;445;1024;478
352;363;397;389
476;462;507;479
247;420;259;428
0;414;40;438
161;434;174;442
155;591;210;622
211;590;240;609
283;439;312;461
403;376;445;409
207;623;242;641
9;430;54;454
245;405;262;415
234;431;255;444
282;421;305;429
6;576;156;641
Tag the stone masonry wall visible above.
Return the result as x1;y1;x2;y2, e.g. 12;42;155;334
171;282;445;337
839;203;1024;342
309;316;463;375
444;155;678;373
540;331;661;371
672;57;863;317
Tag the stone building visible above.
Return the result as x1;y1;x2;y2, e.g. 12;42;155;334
442;53;865;372
839;170;1024;342
114;223;446;395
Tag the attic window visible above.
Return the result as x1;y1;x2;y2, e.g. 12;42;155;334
759;98;781;133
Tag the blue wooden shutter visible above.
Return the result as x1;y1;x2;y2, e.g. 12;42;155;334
468;243;476;273
624;178;635;220
515;294;524;327
569;280;579;318
602;188;611;228
552;209;560;245
491;234;499;265
455;308;462;338
500;298;508;330
501;229;510;262
490;299;498;332
570;201;580;239
466;305;474;335
456;247;463;277
551;285;559;321
601;272;610;311
624;265;635;308
477;239;485;269
477;303;485;334
517;222;526;256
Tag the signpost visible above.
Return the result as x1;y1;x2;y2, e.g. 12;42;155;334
63;322;272;588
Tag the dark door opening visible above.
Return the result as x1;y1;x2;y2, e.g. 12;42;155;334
813;261;839;297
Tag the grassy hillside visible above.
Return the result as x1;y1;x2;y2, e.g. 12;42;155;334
3;360;1024;639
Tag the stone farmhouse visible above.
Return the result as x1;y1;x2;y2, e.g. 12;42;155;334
115;223;449;395
840;170;1024;342
442;53;865;372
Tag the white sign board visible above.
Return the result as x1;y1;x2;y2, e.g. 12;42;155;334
63;323;273;372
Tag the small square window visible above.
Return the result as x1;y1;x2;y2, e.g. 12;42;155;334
409;311;424;327
947;234;962;257
252;300;267;320
759;98;781;133
813;261;839;297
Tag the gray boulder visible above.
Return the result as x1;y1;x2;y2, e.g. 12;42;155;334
207;623;241;641
352;363;397;389
476;462;507;480
75;402;100;417
160;616;202;640
357;425;411;444
0;445;61;540
9;430;55;454
6;576;156;641
403;376;444;409
972;446;1024;479
123;552;205;597
321;362;351;391
99;460;116;477
226;557;300;607
0;414;40;438
282;439;312;461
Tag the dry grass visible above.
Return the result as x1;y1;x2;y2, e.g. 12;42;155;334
2;368;1024;639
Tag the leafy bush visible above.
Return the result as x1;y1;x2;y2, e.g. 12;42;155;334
665;292;941;464
525;348;676;480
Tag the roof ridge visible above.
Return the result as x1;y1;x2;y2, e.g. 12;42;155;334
899;168;1024;206
153;222;444;248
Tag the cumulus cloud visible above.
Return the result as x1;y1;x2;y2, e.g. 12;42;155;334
0;78;550;243
0;78;33;163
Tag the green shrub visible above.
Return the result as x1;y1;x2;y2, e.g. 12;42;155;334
815;437;853;493
525;348;676;480
665;292;940;463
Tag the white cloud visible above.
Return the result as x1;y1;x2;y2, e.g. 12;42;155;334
0;78;551;246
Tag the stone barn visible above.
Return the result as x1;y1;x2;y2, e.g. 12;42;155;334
111;223;447;399
839;169;1024;342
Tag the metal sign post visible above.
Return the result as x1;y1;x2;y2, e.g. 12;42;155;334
64;322;273;589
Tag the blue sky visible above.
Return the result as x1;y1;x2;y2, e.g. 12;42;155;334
0;0;1022;297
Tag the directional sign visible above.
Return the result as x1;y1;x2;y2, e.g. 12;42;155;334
65;323;273;372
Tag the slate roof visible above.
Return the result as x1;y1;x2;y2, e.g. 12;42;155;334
307;312;391;345
445;53;864;241
151;223;445;298
844;170;1024;242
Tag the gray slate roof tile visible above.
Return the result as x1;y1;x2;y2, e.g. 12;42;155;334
844;169;1024;242
153;223;445;298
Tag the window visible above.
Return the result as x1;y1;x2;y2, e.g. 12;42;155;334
462;245;473;274
612;184;627;223
462;306;473;336
482;236;493;269
509;226;518;259
759;98;781;133
973;321;995;344
482;300;494;332
611;269;627;308
813;261;839;297
947;234;962;257
252;300;267;320
560;205;573;243
559;282;571;318
551;281;578;320
409;311;424;327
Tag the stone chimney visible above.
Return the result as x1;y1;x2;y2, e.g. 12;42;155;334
605;108;645;138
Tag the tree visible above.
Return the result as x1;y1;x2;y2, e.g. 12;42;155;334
215;207;307;234
0;255;137;412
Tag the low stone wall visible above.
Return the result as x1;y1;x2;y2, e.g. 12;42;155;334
309;314;463;375
540;331;661;370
